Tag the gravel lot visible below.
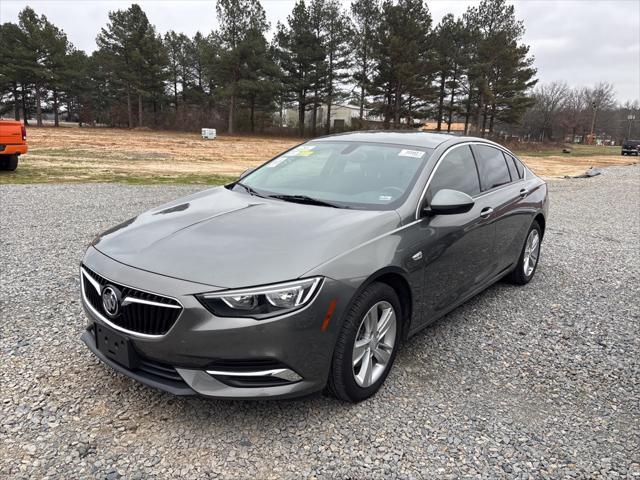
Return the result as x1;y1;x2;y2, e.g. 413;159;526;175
1;165;639;479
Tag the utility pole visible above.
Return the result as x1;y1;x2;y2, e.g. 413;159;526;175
628;114;636;139
590;101;598;136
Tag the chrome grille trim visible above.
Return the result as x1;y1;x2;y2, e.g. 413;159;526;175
121;296;182;309
80;266;184;338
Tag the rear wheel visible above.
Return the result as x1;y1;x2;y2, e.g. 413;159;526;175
0;155;18;171
507;221;542;285
327;283;401;402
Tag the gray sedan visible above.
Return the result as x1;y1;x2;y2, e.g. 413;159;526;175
80;131;548;402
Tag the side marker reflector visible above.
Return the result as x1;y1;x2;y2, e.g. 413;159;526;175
320;299;337;332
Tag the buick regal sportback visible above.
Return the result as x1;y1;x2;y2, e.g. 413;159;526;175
80;131;548;402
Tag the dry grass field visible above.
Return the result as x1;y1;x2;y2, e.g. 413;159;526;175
1;126;636;184
2;127;299;184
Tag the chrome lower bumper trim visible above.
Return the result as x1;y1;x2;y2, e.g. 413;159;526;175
205;368;302;382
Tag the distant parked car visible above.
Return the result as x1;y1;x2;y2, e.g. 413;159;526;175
80;131;548;402
621;139;640;156
0;120;27;170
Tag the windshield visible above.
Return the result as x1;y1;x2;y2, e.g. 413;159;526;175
234;141;433;210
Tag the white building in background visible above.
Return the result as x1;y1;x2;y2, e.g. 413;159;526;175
279;104;379;130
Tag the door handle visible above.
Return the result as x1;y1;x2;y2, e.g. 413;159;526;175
519;188;529;198
480;207;494;218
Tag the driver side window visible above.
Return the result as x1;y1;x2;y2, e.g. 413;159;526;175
429;145;480;198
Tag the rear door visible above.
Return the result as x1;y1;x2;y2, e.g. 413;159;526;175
471;144;530;275
418;144;497;324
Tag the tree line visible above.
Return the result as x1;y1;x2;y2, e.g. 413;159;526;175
521;81;640;142
1;0;542;137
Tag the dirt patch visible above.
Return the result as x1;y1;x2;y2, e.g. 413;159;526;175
6;127;300;184
520;154;637;178
2;126;636;184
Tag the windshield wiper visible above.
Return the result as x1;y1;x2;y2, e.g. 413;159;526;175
267;194;347;209
234;181;266;198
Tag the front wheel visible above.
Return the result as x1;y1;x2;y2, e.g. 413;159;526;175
507;221;542;285
327;283;401;402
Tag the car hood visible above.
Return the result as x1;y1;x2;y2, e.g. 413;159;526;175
93;187;400;288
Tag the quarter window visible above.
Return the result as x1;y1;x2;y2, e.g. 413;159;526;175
504;152;518;180
510;154;525;179
429;145;480;198
474;145;512;191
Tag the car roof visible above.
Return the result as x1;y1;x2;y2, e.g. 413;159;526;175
312;130;457;149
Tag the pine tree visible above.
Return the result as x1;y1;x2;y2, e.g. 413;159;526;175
0;22;28;120
96;4;166;128
40;19;72;126
164;31;190;110
464;0;536;136
308;0;327;136
17;7;49;126
350;0;380;123
433;14;467;131
215;0;269;134
275;0;321;136
189;32;207;94
371;0;432;128
59;49;90;123
321;0;352;134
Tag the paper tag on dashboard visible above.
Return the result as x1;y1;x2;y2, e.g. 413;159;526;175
267;157;287;167
398;149;425;158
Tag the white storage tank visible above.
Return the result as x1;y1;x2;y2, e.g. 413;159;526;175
201;128;217;140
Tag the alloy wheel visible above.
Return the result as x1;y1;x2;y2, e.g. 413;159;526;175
523;229;540;277
352;301;397;388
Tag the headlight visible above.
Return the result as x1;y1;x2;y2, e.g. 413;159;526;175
196;277;323;319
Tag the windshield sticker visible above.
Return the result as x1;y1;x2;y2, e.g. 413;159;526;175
379;195;393;201
267;157;287;167
290;145;316;156
398;149;425;158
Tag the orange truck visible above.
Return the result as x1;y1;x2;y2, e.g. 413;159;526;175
0;120;28;171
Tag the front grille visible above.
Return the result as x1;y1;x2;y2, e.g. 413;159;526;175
82;265;182;335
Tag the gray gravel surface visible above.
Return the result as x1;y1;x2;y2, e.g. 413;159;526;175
1;165;639;479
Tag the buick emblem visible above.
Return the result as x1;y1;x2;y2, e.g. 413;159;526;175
101;286;121;318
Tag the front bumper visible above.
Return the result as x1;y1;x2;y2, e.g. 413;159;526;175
80;247;352;399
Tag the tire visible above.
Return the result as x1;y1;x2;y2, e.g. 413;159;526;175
327;282;402;402
506;220;542;285
0;155;18;171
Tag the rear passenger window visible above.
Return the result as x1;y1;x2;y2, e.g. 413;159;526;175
429;145;480;198
473;145;512;191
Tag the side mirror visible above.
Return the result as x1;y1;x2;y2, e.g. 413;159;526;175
239;167;255;179
425;189;475;215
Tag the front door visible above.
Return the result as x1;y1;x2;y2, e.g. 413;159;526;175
417;145;497;325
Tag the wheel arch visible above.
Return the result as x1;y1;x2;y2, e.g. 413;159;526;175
534;212;546;238
346;267;414;341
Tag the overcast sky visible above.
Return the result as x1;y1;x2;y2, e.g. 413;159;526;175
1;0;638;102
